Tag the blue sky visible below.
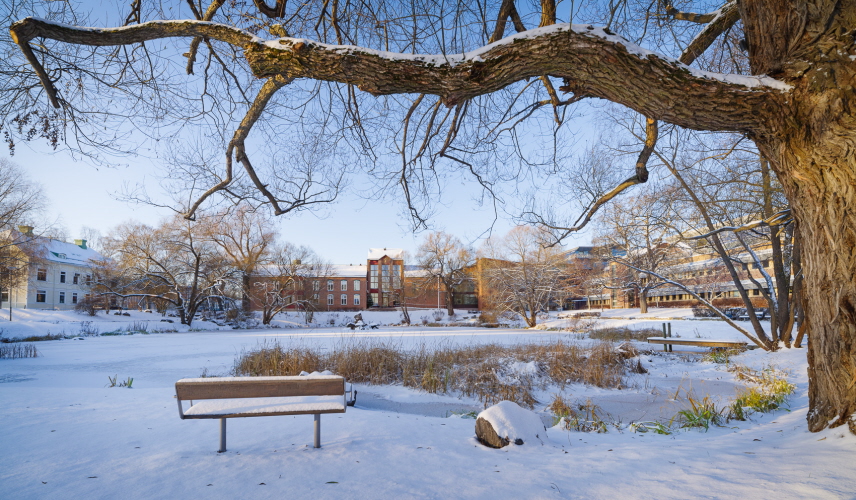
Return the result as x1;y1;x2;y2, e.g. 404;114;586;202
7;142;593;263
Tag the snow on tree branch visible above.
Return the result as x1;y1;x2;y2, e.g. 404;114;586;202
12;17;789;133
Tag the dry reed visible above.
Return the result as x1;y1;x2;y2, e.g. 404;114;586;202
0;343;38;359
233;338;634;408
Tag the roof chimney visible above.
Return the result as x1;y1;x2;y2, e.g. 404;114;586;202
74;239;87;249
17;225;34;237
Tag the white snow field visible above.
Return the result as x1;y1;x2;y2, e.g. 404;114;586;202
1;308;854;499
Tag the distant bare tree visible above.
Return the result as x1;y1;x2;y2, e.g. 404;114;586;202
200;204;276;312
253;243;329;325
0;158;45;309
481;226;564;327
98;217;241;326
595;190;678;314
415;232;475;316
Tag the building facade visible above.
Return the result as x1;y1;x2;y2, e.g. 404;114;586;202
1;229;102;311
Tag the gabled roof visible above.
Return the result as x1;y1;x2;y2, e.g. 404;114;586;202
42;238;104;267
367;248;404;260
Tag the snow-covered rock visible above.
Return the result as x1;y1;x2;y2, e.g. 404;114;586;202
475;401;546;448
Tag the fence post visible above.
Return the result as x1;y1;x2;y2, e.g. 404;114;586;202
667;322;673;352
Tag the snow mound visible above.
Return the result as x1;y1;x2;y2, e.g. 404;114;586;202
477;401;546;445
299;370;335;377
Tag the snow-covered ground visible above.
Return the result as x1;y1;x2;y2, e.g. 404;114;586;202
1;308;854;499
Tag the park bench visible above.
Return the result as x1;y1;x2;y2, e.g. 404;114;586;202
647;337;752;351
175;375;349;452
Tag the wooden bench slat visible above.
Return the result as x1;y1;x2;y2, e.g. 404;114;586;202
175;376;344;400
647;337;748;348
183;397;346;419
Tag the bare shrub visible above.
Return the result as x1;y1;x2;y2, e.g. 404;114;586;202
74;297;98;317
478;311;497;324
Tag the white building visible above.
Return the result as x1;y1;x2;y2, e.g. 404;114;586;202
1;230;104;311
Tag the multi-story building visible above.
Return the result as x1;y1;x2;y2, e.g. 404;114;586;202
566;243;784;310
1;227;103;311
367;248;404;308
318;264;367;311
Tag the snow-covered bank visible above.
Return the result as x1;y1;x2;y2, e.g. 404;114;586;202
1;318;853;499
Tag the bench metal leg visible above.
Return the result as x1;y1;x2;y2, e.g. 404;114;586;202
314;413;320;449
219;418;227;453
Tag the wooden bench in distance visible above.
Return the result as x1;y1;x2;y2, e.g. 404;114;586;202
175;375;347;452
647;337;752;349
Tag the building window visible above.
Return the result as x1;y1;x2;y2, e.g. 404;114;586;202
340;280;348;291
58;291;65;304
36;290;47;303
59;271;66;283
392;265;401;288
312;293;319;303
353;294;360;306
37;268;47;281
327;294;334;306
85;294;91;300
370;264;378;289
341;294;347;305
327;280;334;291
312;280;320;291
370;293;378;307
72;292;78;304
73;273;80;284
353;280;360;291
85;274;92;285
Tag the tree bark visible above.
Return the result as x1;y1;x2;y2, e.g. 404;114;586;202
639;289;648;314
764;137;856;434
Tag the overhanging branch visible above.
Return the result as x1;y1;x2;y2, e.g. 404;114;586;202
12;17;786;133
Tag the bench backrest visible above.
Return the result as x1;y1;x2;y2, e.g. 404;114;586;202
175;376;345;400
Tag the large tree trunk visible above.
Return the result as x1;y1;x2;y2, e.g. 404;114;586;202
763;131;856;434
639;289;648;314
242;274;251;312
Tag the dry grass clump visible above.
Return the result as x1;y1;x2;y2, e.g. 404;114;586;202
549;394;613;432
0;343;38;359
588;327;661;342
233;340;322;376
233;339;636;408
727;364;795;421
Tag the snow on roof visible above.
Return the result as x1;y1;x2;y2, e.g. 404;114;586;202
328;264;368;277
367;248;404;260
43;238;103;267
